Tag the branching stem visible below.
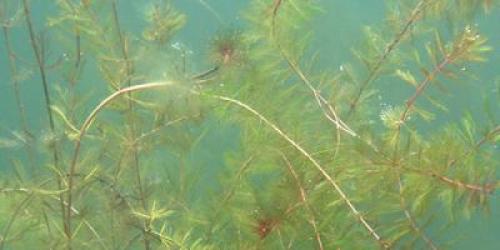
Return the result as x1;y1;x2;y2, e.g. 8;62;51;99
212;93;387;247
348;0;430;116
66;81;174;243
68;80;385;247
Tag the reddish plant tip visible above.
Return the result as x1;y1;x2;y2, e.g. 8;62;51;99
209;29;246;67
219;43;234;65
255;218;277;239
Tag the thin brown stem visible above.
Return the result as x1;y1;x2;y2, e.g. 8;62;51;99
280;49;357;138
387;26;492;248
433;173;496;193
111;0;133;89
388;129;437;249
399;57;450;124
348;0;430;117
399;25;481;126
362;155;497;195
22;0;68;243
2;23;36;174
280;152;324;250
397;174;438;250
405;167;496;194
110;2;149;248
22;0;57;142
205;156;254;242
448;125;500;168
270;0;356;141
390;52;456;248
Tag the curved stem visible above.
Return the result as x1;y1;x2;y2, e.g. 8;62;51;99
67;79;385;247
66;81;174;240
210;93;387;247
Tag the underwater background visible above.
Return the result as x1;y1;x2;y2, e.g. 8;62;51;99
1;0;499;249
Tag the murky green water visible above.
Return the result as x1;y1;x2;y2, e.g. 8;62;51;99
1;1;498;249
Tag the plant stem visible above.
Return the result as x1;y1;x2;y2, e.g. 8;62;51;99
212;93;387;248
2;23;36;174
280;152;324;250
22;0;57;142
270;0;356;141
405;167;497;194
348;0;430;117
0;194;34;250
448;125;500;168
22;0;68;243
68;79;386;247
397;174;438;250
110;1;150;248
66;81;174;245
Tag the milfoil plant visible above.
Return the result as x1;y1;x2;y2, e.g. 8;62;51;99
0;0;498;249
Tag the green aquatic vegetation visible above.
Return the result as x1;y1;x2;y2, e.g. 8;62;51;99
0;0;499;249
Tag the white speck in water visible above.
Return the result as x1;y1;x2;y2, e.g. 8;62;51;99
339;64;344;72
171;41;193;55
171;41;182;50
379;104;393;121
